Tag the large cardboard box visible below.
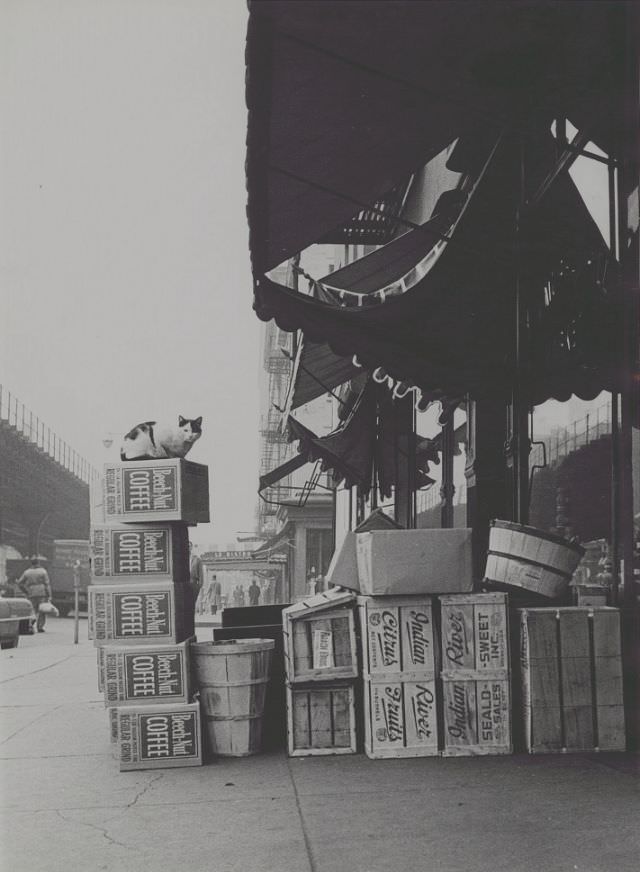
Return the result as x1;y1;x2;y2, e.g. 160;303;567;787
90;523;189;582
101;639;192;707
325;532;359;590
103;459;209;524
358;596;436;677
89;581;189;645
519;607;625;753
363;675;438;758
116;702;202;770
440;593;509;677
356;529;473;596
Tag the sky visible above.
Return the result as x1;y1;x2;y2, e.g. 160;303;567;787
0;0;260;548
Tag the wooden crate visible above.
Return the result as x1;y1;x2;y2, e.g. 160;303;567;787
286;682;357;756
116;702;202;770
358;595;435;677
363;674;438;758
90;523;190;583
103;459;209;524
89;581;189;645
442;676;512;756
440;593;509;677
102;639;193;707
519;607;625;753
283;589;357;683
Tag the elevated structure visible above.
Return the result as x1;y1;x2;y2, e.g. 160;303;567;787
0;386;95;578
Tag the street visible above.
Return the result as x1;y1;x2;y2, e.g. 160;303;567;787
0;618;638;872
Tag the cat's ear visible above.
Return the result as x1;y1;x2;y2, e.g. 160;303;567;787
178;415;186;427
193;417;203;429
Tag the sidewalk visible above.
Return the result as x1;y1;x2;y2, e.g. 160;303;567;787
1;619;638;872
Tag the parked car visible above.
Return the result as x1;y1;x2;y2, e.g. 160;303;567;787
0;597;36;649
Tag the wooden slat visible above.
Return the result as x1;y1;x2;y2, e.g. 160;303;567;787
524;706;563;753
310;689;333;748
331;688;351;748
331;615;351;668
596;706;626;751
291;689;311;749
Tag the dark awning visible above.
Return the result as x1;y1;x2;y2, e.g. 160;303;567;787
247;1;623;274
287;203;460;409
256;131;619;405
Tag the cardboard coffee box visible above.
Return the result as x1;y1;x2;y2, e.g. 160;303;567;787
90;523;189;583
363;675;438;758
116;702;202;770
440;593;509;677
356;529;473;596
442;676;512;756
102;639;192;707
89;581;191;645
103;459;209;525
358;596;436;677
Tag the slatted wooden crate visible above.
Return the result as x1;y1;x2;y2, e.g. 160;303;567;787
115;702;202;770
90;523;190;583
519;607;625;753
89;581;189;645
440;593;509;677
442;676;512;756
103;459;209;524
358;595;435;677
283;589;358;683
286;682;357;756
364;674;438;758
101;639;193;707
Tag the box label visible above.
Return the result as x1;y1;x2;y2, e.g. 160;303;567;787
111;529;170;576
367;606;401;672
443;680;476;746
124;651;184;700
114;592;172;638
404;681;437;748
474;604;508;672
121;467;178;514
400;605;434;671
312;629;334;670
139;711;198;760
477;680;509;746
371;682;404;747
442;606;474;671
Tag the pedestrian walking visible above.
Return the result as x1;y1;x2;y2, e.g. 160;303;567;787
188;543;205;631
209;574;222;615
17;558;52;632
248;578;261;606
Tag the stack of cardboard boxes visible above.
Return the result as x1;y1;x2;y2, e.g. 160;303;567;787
301;527;514;758
89;458;209;770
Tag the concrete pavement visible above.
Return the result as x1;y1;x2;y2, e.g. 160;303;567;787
1;618;638;872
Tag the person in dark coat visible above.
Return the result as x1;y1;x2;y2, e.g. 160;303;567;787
18;558;52;632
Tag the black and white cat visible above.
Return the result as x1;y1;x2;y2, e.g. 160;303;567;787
120;416;203;461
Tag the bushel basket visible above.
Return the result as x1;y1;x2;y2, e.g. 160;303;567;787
485;520;584;600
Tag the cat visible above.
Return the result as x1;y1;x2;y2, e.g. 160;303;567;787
120;416;203;461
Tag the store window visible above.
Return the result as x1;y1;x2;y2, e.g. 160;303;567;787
306;528;333;594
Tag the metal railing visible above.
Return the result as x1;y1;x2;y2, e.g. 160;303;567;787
531;399;612;469
0;385;97;484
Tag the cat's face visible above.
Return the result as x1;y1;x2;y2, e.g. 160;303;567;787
178;415;202;444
